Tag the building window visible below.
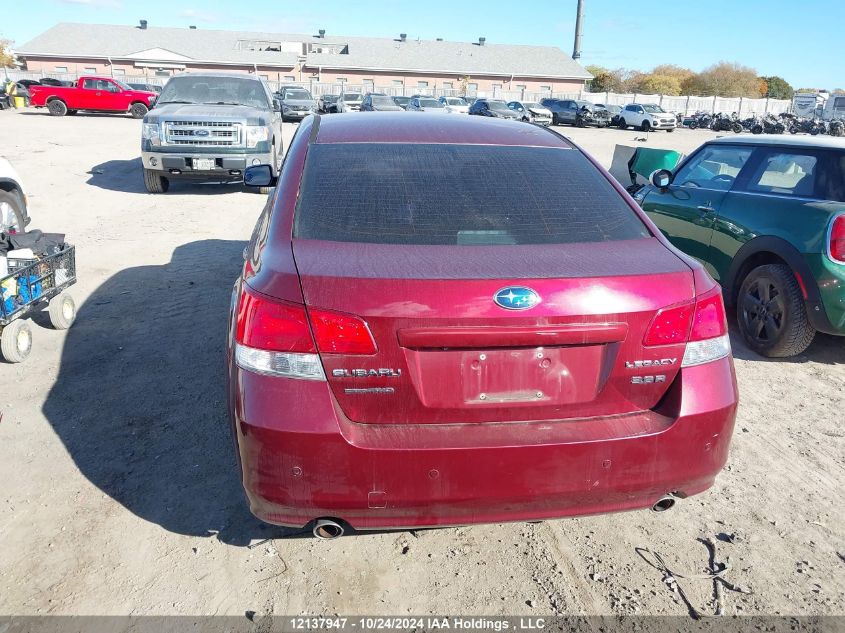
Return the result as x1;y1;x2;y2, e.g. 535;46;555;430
363;79;374;91
515;84;526;90
54;66;68;73
284;76;295;82
392;80;403;87
442;81;453;89
467;82;478;92
540;85;551;92
155;70;171;77
84;67;97;74
112;69;125;76
417;81;429;91
336;77;347;84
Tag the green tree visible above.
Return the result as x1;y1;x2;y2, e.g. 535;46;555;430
0;40;15;68
759;76;794;99
633;73;683;95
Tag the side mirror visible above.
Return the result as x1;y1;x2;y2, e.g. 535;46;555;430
244;165;277;188
273;98;282;112
651;169;673;190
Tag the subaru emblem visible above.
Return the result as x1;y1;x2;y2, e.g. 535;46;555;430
493;286;541;310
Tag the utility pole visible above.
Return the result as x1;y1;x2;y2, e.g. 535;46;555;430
572;0;585;60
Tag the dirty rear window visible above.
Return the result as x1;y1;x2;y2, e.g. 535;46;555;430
294;143;649;245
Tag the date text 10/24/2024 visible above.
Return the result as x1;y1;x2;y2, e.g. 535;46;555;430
287;617;548;631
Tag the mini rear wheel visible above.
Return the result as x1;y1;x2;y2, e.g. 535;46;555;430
737;264;815;357
49;293;76;330
1;320;32;363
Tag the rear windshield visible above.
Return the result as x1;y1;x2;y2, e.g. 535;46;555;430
294;144;649;245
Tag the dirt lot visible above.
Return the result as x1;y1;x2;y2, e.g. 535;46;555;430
0;110;843;619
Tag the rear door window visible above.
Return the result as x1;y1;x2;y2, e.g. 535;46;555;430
674;145;753;191
743;150;819;197
294;143;650;245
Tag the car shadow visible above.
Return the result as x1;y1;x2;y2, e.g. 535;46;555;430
86;159;252;196
41;239;304;545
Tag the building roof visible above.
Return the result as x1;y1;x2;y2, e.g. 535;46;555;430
18;23;592;80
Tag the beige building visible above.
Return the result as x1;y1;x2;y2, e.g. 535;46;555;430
17;22;591;98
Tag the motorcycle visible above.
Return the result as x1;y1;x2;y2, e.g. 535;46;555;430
760;114;785;134
687;111;713;130
829;119;845;137
711;112;743;133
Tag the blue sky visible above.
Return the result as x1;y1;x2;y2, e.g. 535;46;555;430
2;0;841;89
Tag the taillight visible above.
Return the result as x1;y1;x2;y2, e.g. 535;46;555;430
829;214;845;263
234;285;324;380
233;285;378;379
644;285;731;367
308;308;377;355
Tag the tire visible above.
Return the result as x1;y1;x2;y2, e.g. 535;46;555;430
689;121;699;130
1;319;32;363
575;117;585;128
618;118;627;130
48;293;76;330
641;120;651;132
810;127;820;136
737;264;815;358
130;102;148;119
47;99;67;116
0;190;27;233
666;128;674;133
752;125;763;135
732;123;743;133
143;168;169;193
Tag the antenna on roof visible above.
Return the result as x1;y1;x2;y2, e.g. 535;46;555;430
139;19;148;30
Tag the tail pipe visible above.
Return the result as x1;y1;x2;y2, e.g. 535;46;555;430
313;518;345;540
651;495;677;512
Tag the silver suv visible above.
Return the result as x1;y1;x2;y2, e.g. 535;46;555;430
141;72;283;193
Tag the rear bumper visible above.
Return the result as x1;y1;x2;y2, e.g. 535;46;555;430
229;356;738;530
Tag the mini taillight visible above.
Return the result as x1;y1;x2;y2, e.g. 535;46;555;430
644;285;731;367
308;308;378;355
829;215;845;263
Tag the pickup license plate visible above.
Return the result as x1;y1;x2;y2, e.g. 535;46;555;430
193;158;215;171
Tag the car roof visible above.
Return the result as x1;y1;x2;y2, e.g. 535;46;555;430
168;71;259;80
314;112;574;148
708;134;845;150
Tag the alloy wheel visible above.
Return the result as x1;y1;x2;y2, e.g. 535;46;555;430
740;276;785;344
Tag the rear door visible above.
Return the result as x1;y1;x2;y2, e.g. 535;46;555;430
643;143;754;280
291;142;695;425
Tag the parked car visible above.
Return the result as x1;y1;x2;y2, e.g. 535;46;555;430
233;112;738;537
127;82;163;94
336;91;364;113
507;101;553;125
438;96;470;114
0;157;32;232
29;76;158;118
140;72;282;194
14;79;41;89
318;94;339;113
540;98;592;126
594;103;623;125
361;93;403;112
392;96;411;110
468;99;521;121
617;104;676;132
276;86;318;121
406;97;447;113
637;135;845;357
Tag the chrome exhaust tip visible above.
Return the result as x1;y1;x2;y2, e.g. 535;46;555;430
651;495;676;512
313;518;344;540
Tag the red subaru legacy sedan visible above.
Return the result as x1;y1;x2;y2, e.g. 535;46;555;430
227;113;738;538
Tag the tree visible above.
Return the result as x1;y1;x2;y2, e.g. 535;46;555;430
632;73;683;96
759;76;794;100
0;40;15;68
683;62;763;98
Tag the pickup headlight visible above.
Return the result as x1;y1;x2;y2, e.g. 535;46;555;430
141;122;161;146
246;125;270;148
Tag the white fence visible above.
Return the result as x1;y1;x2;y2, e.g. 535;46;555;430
4;69;792;115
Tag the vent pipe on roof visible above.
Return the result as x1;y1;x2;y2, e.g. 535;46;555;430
572;0;584;59
139;19;148;30
189;25;196;29
400;33;407;42
318;29;326;38
436;38;443;41
478;37;486;46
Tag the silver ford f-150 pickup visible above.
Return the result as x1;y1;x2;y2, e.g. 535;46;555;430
141;72;283;193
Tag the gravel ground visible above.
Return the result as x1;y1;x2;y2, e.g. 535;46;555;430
0;110;842;619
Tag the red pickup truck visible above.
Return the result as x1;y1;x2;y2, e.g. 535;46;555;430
29;76;158;118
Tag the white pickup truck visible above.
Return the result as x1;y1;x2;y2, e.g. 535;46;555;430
0;157;31;232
